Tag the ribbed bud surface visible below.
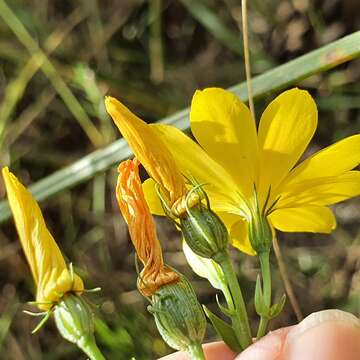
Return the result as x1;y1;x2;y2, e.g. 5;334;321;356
180;207;229;260
150;275;206;352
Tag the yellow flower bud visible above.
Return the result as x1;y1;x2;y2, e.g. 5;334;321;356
2;167;84;310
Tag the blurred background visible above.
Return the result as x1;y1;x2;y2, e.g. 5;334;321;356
0;0;359;359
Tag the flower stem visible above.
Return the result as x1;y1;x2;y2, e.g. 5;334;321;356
256;250;271;339
187;342;206;360
80;336;106;360
216;250;252;349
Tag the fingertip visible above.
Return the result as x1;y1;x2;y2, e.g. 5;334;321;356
235;327;292;360
203;341;236;360
284;317;360;360
158;342;236;360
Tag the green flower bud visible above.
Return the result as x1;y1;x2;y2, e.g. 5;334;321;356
148;274;206;353
180;206;229;261
54;295;104;360
248;212;272;254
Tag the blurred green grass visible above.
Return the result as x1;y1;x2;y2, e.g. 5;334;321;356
0;0;359;359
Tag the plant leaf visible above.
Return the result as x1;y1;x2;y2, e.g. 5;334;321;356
203;305;242;353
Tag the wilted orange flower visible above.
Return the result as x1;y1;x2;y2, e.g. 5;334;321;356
2;167;84;310
116;158;179;296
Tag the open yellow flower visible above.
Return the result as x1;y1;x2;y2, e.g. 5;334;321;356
116;158;179;296
2;167;84;310
143;88;360;255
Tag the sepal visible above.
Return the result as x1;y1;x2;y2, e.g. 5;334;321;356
54;295;95;347
203;306;242;353
148;273;206;352
255;278;286;320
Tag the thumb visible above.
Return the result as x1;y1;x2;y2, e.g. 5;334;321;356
237;310;360;360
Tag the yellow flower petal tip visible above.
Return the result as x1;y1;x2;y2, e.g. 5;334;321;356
2;167;84;310
104;96;132;122
105;95;186;206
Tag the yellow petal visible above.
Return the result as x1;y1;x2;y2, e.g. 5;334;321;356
258;88;317;202
218;212;255;255
151;124;246;214
2;167;82;309
268;205;336;233
105;96;185;205
190;88;259;197
282;134;360;187
277;171;360;208
142;178;165;216
55;269;84;295
230;219;255;255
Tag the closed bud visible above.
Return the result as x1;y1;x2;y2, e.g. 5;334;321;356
180;206;229;261
54;294;103;359
148;274;206;353
248;212;272;254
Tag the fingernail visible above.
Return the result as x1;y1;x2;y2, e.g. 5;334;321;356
287;309;360;344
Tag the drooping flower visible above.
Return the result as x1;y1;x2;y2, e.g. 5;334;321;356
2;167;84;310
116;158;179;296
143;88;360;255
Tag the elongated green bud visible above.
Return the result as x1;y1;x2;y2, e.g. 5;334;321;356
180;206;229;261
148;274;206;355
54;295;105;360
248;212;272;254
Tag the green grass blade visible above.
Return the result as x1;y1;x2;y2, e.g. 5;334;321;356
0;300;19;352
0;8;86;150
0;0;103;147
1;31;359;223
230;31;360;98
180;0;243;54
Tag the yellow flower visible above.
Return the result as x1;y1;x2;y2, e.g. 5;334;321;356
2;167;84;310
116;158;179;296
143;88;360;255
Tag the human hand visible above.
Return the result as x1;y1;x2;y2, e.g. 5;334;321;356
159;309;360;360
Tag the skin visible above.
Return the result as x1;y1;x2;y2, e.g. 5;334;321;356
160;310;360;360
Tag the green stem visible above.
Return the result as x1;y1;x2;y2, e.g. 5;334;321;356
221;280;234;311
256;251;271;339
187;342;206;360
216;250;252;349
80;337;106;360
